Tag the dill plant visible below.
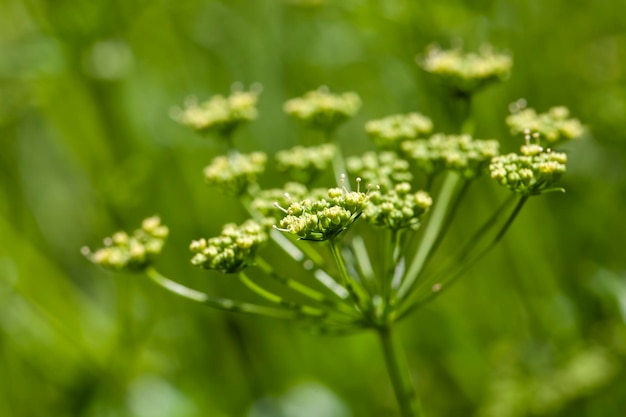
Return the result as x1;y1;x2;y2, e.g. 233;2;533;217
83;46;584;417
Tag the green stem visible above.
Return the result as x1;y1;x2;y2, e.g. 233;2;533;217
378;325;425;417
329;239;369;315
145;267;300;320
396;172;460;301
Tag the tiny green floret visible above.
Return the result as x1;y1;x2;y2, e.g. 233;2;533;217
171;85;260;138
81;216;169;272
346;151;413;192
419;44;512;94
274;177;369;241
489;141;567;196
190;220;268;273
276;143;336;184
365;112;434;150
364;182;432;231
401;133;499;179
203;152;267;196
283;86;361;134
506;105;585;146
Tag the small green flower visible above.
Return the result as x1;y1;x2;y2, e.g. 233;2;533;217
364;182;432;231
506;105;584;147
489;144;567;195
251;182;327;224
419;44;512;94
81;216;169;271
274;178;369;241
276;144;336;184
346;151;413;192
365;112;434;150
204;152;267;196
171;85;260;138
190;220;268;273
401;134;499;179
284;87;361;134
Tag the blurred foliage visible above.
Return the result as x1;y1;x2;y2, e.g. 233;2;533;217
1;0;626;416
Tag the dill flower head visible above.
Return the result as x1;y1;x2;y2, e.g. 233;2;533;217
489;143;567;195
81;216;169;271
171;85;261;138
283;86;361;134
365;112;434;150
203;152;267;196
419;44;512;94
190;220;268;273
251;182;327;224
364;182;432;231
275;144;336;184
274;177;369;241
401;133;500;179
506;104;585;147
346;151;413;193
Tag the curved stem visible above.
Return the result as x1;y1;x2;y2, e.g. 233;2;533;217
145;267;299;320
378;325;425;417
329;239;369;315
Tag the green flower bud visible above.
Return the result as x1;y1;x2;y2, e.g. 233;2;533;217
364;182;432;230
402;134;499;178
203;152;267;196
365;112;434;150
171;85;261;138
275;144;336;184
82;216;169;272
419;44;512;94
489;144;567;195
190;220;267;273
506;105;585;147
274;178;369;241
284;86;361;134
346;151;413;192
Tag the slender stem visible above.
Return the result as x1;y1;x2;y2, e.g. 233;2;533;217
145;267;300;319
397;172;460;301
398;195;530;320
329;239;369;315
377;325;425;417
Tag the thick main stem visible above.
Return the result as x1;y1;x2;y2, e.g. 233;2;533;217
377;325;424;417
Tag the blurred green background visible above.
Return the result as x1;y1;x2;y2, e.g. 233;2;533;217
1;0;626;416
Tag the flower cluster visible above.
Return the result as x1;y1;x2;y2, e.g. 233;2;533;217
203;152;267;195
489;144;567;195
81;216;169;271
250;182;326;223
190;220;268;273
347;151;413;192
276;144;336;184
364;182;432;231
275;180;369;241
419;45;512;94
506;106;584;146
365;112;434;150
171;87;260;137
401;134;500;179
284;87;361;134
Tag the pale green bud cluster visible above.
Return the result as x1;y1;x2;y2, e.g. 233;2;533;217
283;87;361;133
364;182;432;231
275;181;369;241
203;152;267;195
171;87;260;137
190;220;267;273
506;106;584;146
489;144;567;195
81;216;169;271
276;144;336;184
346;151;413;192
251;182;326;222
420;45;512;94
365;112;434;150
402;134;500;178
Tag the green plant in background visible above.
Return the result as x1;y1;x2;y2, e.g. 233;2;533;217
83;46;585;417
